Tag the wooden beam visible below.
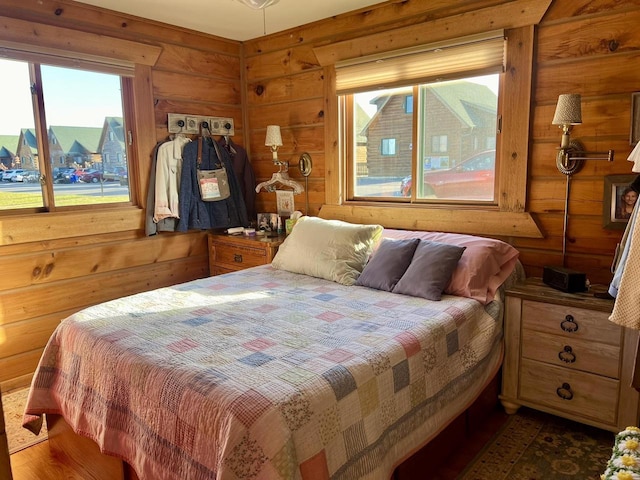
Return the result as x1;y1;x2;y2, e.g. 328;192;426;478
313;0;552;66
319;204;543;238
0;15;161;66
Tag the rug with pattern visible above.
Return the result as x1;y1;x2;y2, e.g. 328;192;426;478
3;387;47;454
460;408;615;480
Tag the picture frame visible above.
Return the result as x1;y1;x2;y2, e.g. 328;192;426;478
631;92;640;146
603;175;637;230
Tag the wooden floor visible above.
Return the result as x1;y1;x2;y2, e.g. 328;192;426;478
8;408;510;480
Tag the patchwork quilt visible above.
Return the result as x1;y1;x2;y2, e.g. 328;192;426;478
24;265;504;480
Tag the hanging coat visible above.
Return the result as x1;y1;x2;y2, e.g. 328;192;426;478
218;137;257;221
176;137;249;231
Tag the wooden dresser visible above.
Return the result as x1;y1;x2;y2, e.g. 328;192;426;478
208;233;285;276
500;278;640;432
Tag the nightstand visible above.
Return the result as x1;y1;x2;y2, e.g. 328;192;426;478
208;233;285;276
500;278;640;432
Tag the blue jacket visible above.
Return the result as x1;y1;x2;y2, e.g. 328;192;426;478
177;138;249;231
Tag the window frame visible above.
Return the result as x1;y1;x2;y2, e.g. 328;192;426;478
319;25;542;238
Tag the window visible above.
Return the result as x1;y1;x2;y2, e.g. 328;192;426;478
0;57;133;212
404;95;413;114
337;31;503;202
381;138;397;155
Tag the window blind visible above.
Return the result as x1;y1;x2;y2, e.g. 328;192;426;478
335;30;505;94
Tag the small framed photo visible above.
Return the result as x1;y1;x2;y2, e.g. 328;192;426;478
276;190;294;216
603;175;637;230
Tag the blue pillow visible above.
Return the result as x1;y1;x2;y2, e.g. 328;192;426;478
355;238;420;291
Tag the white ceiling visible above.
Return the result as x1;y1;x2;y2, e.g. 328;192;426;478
73;0;384;41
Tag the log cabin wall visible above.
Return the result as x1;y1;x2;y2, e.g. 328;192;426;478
0;0;242;391
245;0;640;285
0;0;638;391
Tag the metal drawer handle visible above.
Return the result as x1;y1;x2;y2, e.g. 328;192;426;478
560;315;579;333
556;382;574;400
558;345;576;363
234;254;243;263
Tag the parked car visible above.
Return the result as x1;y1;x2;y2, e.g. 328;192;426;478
400;150;496;200
103;166;127;182
0;170;12;181
119;171;129;186
79;169;103;183
53;167;77;183
12;170;39;182
4;169;26;182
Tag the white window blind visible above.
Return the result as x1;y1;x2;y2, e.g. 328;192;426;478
335;30;505;94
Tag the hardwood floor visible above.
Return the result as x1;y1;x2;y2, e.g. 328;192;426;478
8;408;510;480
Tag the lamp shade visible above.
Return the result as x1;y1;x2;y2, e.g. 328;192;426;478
265;125;283;147
552;94;582;125
235;0;279;9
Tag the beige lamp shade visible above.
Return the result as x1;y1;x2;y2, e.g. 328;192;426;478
265;125;283;147
552;94;582;125
235;0;279;9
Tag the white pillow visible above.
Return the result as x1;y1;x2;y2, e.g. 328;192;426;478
271;216;383;285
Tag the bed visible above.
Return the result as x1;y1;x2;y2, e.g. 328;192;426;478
23;218;521;480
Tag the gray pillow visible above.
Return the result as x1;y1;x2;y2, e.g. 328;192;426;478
355;238;420;291
392;240;466;301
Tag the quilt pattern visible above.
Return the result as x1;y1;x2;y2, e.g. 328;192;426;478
24;265;504;480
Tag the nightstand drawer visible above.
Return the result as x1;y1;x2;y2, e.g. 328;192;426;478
521;330;620;378
520;358;618;425
522;300;620;346
212;242;269;269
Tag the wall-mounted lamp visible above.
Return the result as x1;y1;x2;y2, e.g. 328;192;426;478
265;125;283;163
552;93;614;175
551;94;615;268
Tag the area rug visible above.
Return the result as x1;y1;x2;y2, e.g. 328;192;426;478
3;387;47;454
460;408;615;480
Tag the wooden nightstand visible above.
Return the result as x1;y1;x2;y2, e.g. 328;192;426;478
500;278;640;432
208;233;285;276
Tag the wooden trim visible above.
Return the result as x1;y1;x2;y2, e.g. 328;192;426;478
319;204;543;238
0;15;162;67
313;0;552;66
0;208;144;246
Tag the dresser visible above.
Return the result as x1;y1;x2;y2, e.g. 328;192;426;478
208;233;285;276
500;278;640;432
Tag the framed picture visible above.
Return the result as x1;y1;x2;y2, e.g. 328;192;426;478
603;175;637;229
632;92;640;145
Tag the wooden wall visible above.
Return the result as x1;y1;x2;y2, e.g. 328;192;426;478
0;0;243;392
1;0;639;391
245;0;640;284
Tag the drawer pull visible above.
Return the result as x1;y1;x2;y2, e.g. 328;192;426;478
233;254;243;263
556;382;574;400
560;315;579;333
558;345;576;363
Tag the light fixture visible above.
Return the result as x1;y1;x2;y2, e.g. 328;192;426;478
265;125;283;162
234;0;279;9
552;93;614;175
551;94;615;268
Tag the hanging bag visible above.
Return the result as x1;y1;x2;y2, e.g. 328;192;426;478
197;136;231;202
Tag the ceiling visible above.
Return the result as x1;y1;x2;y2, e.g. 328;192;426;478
73;0;385;41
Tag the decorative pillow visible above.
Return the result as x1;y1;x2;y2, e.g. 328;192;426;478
271;216;383;285
355;238;420;291
382;229;519;304
392;240;466;301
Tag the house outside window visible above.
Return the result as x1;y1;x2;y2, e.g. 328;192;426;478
404;95;413;114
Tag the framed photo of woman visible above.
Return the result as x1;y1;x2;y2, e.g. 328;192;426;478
603;175;638;229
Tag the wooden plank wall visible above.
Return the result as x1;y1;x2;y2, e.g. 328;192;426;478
0;0;242;391
245;0;640;285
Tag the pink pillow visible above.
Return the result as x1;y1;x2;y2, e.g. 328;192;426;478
381;229;519;304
